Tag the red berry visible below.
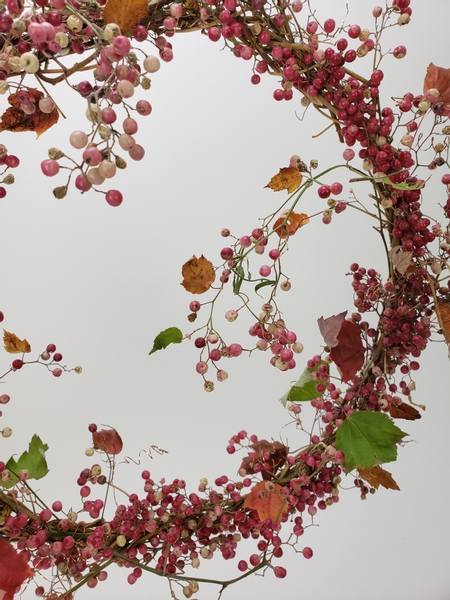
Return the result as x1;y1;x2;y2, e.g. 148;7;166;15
318;185;331;199
274;566;287;578
194;337;206;349
12;359;23;369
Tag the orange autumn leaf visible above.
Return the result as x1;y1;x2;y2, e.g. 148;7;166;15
265;167;302;194
181;255;215;294
92;427;123;455
273;211;309;238
436;301;450;344
103;0;149;32
390;400;421;421
244;481;288;522
0;89;58;136
423;63;450;109
358;465;400;491
3;330;31;354
0;537;34;600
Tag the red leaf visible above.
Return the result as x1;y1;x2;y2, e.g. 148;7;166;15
244;481;288;522
239;440;288;480
318;311;347;348
0;537;34;600
423;63;450;114
92;427;123;454
329;319;365;382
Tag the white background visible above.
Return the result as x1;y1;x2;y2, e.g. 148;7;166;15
1;0;449;599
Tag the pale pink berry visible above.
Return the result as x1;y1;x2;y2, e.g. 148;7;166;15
70;130;88;149
118;134;136;151
117;80;134;98
38;97;55;113
196;361;208;374
225;310;238;322
343;148;355;161
98;160;117;179
292;0;302;11
280;281;291;291
143;55;160;73
87;168;105;185
216;369;228;382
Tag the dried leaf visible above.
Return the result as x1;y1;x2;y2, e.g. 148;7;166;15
240;440;288;480
273;211;309;238
423;63;450;113
103;0;149;32
318;311;347;349
0;89;58;136
329;320;365;382
436;301;450;344
92;427;123;455
3;330;31;354
388;246;413;275
265;167;302;193
0;537;34;600
390;400;422;421
181;255;215;294
358;465;400;491
244;480;289;522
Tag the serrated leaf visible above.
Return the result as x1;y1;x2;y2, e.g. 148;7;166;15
358;465;400;491
103;0;149;32
280;361;327;406
181;255;215;294
3;435;49;488
265;167;302;193
149;327;183;355
255;279;277;293
336;412;408;472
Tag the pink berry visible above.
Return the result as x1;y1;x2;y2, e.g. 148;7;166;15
0;394;10;404
330;181;343;195
129;144;145;161
136;100;152;116
269;249;281;260
274;566;287;578
5;155;19;168
207;26;221;42
216;369;228;382
259;265;271;277
323;18;335;33
302;547;313;559
52;368;62;377
52;500;63;511
189;301;201;312
393;45;407;59
123;118;138;134
318;185;331;199
343;148;355;161
228;343;242;357
113;35;131;57
41;159;60;177
47;344;56;353
347;24;361;38
105;190;123;207
196;361;208;374
101;107;117;124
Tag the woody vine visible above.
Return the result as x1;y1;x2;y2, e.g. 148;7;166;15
0;0;449;599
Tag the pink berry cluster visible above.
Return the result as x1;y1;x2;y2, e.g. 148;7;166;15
0;425;343;597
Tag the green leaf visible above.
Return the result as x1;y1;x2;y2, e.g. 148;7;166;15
255;279;277;293
2;435;49;488
335;411;408;472
149;327;183;355
280;361;327;406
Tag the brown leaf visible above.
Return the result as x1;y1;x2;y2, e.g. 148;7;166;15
0;89;58;135
244;480;289;522
3;330;31;354
358;465;400;491
92;427;123;454
318;311;347;349
388;246;413;276
390;400;422;421
423;63;450;112
103;0;149;32
265;167;302;193
273;211;309;238
181;255;215;294
240;440;288;480
329;319;365;382
436;301;450;344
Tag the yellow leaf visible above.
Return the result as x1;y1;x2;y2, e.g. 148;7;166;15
358;465;400;491
265;167;302;194
181;255;215;294
103;0;149;32
273;211;309;238
3;330;31;354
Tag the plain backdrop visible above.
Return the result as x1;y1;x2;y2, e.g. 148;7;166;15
0;0;449;599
